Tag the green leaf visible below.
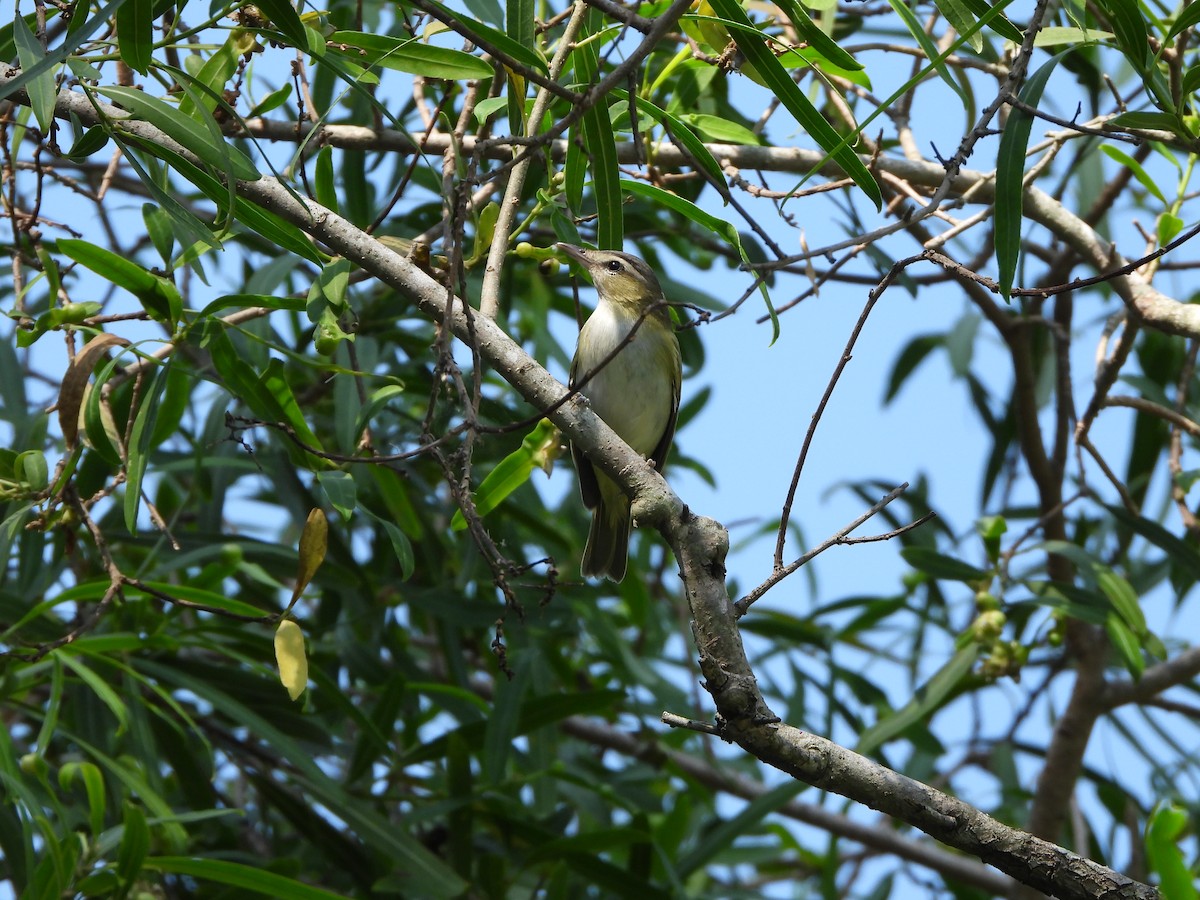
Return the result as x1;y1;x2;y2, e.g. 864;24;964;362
115;0;154;74
59;762;106;838
932;0;984;53
506;0;535;54
885;0;969;104
1108;110;1182;132
67;124;110;159
1169;2;1200;40
139;661;469;897
620;179;778;341
260;358;326;453
97;86;261;183
1095;567;1146;635
677;113;761;145
248;82;293;117
774;45;871;87
1105;503;1200;586
857;645;980;755
884;334;941;403
116;803;150;886
58;238;182;324
56;649;130;733
403;0;549;76
773;0;863;71
376;515;416;580
703;0;881;208
901;546;990;583
1101;144;1167;204
995;54;1063;299
676;781;806;877
575;41;622;249
176;32;241;121
254;0;309;47
959;0;1025;43
144;857;350;899
124;364;166;532
1145;805;1198;900
1094;0;1149;71
1034;26;1115;46
615;91;730;201
315;146;338;213
1105;613;1144;678
317;470;357;522
12;15;57;132
326;32;494;79
451;420;556;530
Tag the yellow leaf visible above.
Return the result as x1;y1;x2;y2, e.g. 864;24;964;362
274;619;308;701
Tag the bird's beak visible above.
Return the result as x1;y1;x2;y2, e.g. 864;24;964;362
555;242;591;267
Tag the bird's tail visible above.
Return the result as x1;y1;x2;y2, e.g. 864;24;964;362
582;486;630;582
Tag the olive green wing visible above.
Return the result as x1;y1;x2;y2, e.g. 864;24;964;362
569;353;601;510
649;335;682;472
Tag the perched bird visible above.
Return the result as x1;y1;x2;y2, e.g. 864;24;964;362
558;243;682;582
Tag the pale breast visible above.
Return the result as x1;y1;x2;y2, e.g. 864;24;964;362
576;304;674;457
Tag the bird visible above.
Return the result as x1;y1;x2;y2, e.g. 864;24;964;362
558;243;682;582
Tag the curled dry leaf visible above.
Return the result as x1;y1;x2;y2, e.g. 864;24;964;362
58;333;132;450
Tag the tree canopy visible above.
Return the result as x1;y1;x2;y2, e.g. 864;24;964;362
2;0;1200;897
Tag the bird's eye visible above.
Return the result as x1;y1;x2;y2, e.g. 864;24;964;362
605;260;623;273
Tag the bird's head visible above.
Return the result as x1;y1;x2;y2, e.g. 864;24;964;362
556;244;664;310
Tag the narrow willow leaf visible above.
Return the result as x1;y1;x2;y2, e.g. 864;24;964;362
885;0;968;103
144;857;349;900
314;146;337;213
677;781;806;877
572;33;622;249
12;15;57;131
901;546;990;583
704;0;881;208
1108;110;1182;132
773;0;863;71
1169;2;1200;39
97;87;260;183
857;645;980;755
254;0;309;47
177;32;241;120
1105;614;1144;678
1034;26;1114;45
58;238;182;323
1094;0;1149;71
59;762;106;838
451;419;557;530
1100;144;1167;204
932;0;984;53
116;803;150;884
124;365;166;533
959;0;1025;43
1145;805;1198;900
506;0;535;52
404;0;548;75
996;55;1063;299
115;0;154;74
274;620;309;700
317;470;357;521
326;32;493;79
620;179;779;341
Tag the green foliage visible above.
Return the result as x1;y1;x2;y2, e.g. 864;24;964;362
5;0;1200;895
